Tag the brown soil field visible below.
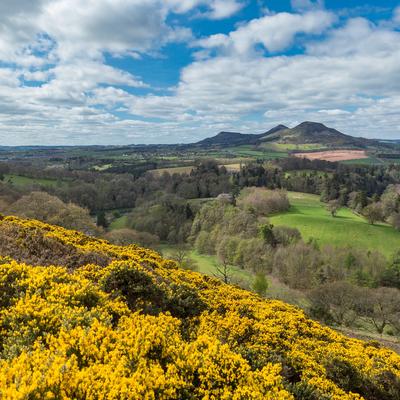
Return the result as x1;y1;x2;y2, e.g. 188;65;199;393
294;150;368;162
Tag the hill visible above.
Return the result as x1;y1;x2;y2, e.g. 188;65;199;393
264;122;374;147
195;125;288;147
195;122;377;149
0;215;399;399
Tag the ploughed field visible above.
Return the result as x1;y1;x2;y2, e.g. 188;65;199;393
294;150;368;162
270;192;400;257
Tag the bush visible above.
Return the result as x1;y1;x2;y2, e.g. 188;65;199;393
272;226;301;246
101;264;163;314
102;263;206;318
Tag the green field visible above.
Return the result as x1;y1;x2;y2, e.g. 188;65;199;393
341;157;384;165
226;145;288;159
270;192;400;257
261;142;327;151
148;166;194;176
109;215;129;230
4;174;66;188
160;246;252;284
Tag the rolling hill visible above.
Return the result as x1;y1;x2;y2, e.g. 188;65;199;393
0;215;399;399
195;124;288;147
195;121;378;149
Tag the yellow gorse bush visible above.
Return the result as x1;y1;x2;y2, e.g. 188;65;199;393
0;215;399;399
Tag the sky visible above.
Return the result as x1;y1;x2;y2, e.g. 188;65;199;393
0;0;400;145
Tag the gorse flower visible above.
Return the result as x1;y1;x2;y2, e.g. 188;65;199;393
0;215;399;399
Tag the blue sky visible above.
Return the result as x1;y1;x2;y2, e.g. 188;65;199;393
0;0;399;145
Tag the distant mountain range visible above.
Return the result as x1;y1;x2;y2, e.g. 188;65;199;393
194;121;378;148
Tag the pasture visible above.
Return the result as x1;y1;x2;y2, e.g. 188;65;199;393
270;192;400;258
4;174;66;188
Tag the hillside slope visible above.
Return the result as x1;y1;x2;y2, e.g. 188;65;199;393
264;122;373;147
0;215;399;399
195;125;288;147
195;122;377;149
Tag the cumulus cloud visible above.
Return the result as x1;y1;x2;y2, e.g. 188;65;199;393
196;10;335;55
166;0;244;19
0;1;399;144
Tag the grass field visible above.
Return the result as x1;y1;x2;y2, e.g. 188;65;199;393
226;145;288;159
4;174;66;188
148;166;194;176
159;246;253;284
109;215;129;230
341;157;384;165
261;143;327;151
270;192;400;258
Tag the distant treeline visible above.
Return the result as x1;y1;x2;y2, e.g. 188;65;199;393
1;157;400;215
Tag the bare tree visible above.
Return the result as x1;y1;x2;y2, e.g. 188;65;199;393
327;199;340;217
357;287;400;335
214;259;234;284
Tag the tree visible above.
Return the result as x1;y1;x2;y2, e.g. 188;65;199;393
389;212;400;230
253;273;268;297
380;251;400;289
169;245;198;271
259;223;277;247
104;229;159;247
308;281;361;326
96;210;108;228
357;287;400;335
363;203;383;225
214;259;234;284
272;226;301;246
237;187;290;216
380;185;400;219
327;199;340;217
7;191;99;235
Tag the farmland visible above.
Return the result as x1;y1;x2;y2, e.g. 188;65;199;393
293;149;368;162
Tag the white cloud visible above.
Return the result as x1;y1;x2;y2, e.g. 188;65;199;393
196;10;335;55
318;109;351;116
204;0;245;19
0;2;399;144
166;0;244;19
307;18;400;57
291;0;324;12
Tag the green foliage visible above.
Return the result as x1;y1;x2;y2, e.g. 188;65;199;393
363;203;384;225
252;273;268;297
325;358;400;400
101;263;206;319
259;223;277;247
101;264;163;314
130;195;195;243
96;210;108;228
